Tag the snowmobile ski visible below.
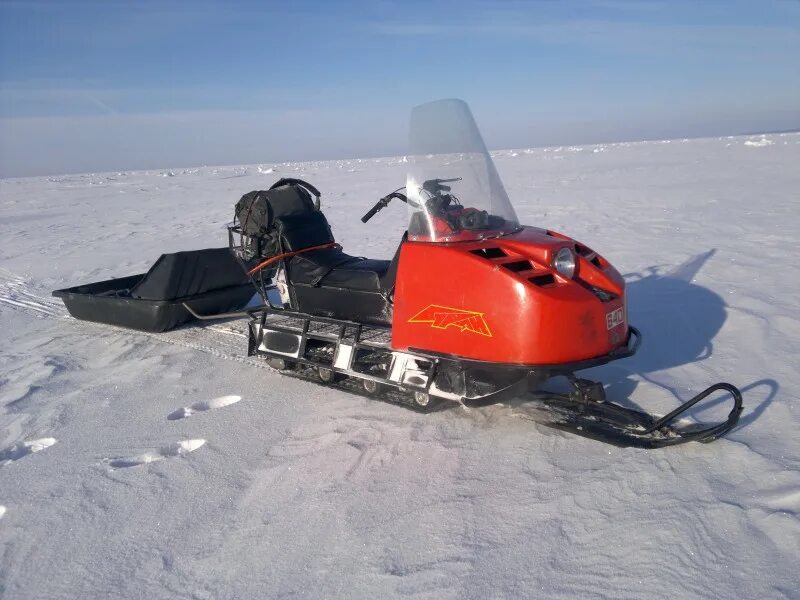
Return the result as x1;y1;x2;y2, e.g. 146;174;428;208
523;377;743;448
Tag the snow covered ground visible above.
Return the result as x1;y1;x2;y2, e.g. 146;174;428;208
1;133;799;599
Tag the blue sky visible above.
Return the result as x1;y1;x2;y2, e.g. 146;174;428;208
1;0;798;177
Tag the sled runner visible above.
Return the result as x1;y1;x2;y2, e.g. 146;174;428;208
53;248;255;332
224;99;743;447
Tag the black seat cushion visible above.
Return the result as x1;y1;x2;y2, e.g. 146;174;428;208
287;248;390;292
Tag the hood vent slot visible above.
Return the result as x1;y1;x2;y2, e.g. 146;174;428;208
575;243;604;268
471;247;507;259
529;274;556;287
502;260;533;273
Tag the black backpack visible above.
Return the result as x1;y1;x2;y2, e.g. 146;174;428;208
234;179;331;261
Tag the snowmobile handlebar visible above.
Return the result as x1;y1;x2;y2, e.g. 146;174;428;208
361;191;409;223
422;177;462;195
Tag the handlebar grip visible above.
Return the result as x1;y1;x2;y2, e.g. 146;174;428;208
361;201;384;223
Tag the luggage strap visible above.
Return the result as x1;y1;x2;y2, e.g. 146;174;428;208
247;242;340;276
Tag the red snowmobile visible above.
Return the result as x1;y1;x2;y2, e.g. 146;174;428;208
225;99;742;448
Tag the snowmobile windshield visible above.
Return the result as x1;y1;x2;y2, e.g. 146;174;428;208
406;99;520;243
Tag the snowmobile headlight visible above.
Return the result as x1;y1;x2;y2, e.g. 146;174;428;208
554;247;576;278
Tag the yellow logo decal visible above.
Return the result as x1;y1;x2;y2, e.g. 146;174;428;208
408;304;492;337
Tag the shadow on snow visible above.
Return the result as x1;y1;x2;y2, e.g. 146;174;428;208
577;249;777;430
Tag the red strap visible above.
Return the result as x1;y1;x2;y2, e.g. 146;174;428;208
247;242;339;276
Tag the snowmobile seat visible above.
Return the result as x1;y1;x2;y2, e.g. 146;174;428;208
232;183;402;324
276;210;398;293
284;241;402;325
287;248;390;292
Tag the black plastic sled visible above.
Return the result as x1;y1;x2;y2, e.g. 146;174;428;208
52;248;256;332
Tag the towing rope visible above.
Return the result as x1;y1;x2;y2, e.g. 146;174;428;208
247;242;340;276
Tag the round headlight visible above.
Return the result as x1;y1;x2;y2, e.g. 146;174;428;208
554;247;576;278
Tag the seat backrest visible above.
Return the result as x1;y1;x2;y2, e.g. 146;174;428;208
265;184;316;219
275;211;335;252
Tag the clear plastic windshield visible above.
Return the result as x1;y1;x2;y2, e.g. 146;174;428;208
406;99;519;243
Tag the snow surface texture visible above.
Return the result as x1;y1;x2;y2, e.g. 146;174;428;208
0;133;799;599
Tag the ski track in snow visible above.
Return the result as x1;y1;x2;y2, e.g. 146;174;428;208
0;268;67;317
1;134;799;598
0;267;261;367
